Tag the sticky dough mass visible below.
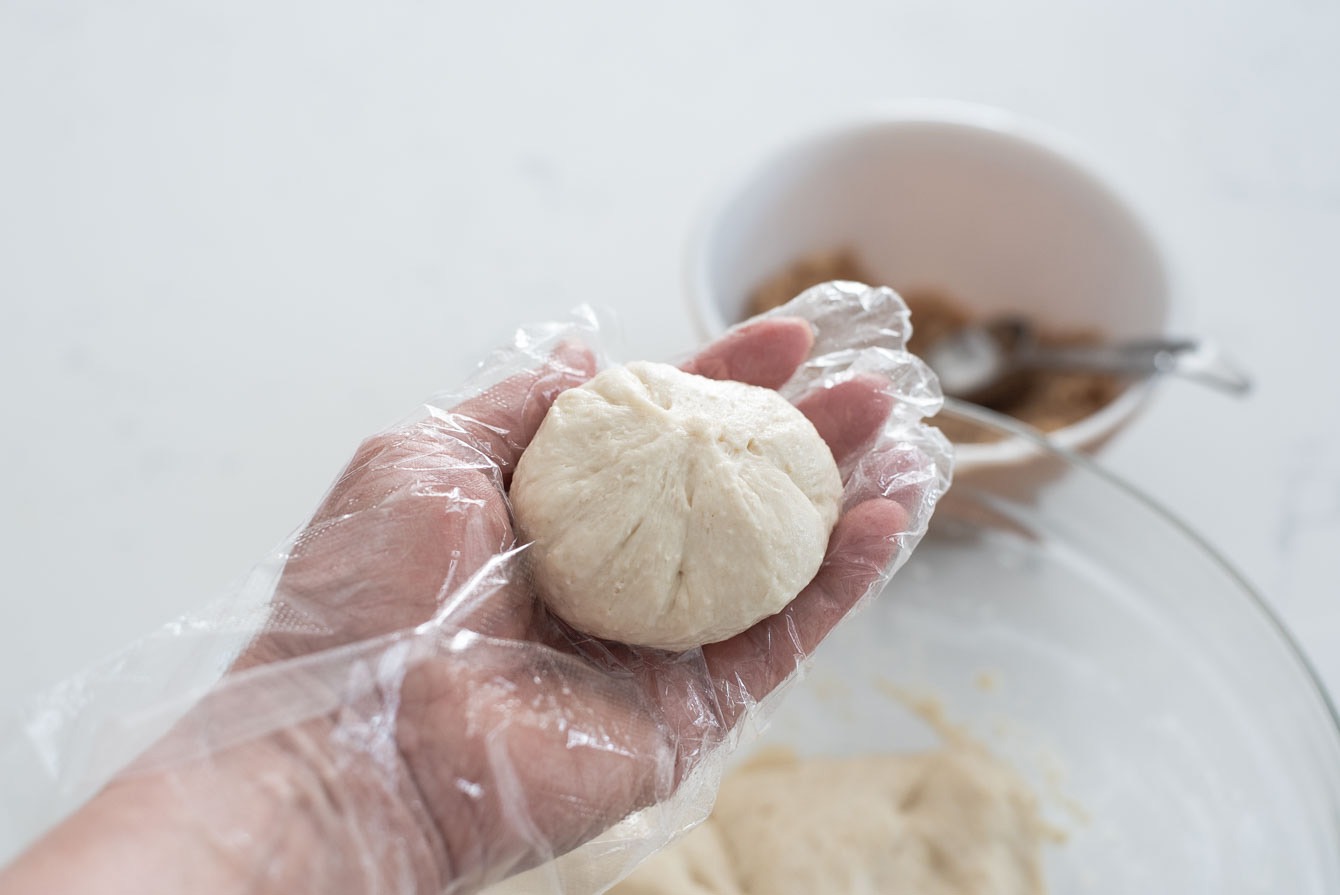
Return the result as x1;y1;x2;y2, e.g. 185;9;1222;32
611;747;1050;895
509;361;843;651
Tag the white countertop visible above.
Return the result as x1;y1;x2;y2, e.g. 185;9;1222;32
2;0;1338;725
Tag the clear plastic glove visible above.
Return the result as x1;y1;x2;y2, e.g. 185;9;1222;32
0;284;950;895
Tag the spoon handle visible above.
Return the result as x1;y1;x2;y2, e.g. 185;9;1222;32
1025;339;1253;395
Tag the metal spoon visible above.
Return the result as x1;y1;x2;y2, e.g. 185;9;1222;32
922;316;1252;407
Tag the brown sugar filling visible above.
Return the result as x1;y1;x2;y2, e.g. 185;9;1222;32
746;250;1125;444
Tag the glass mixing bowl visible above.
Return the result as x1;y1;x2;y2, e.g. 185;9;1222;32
760;401;1340;892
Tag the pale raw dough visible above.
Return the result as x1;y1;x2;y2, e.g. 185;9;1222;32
510;361;843;651
611;746;1051;895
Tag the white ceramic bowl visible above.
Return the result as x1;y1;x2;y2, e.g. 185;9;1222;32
686;100;1176;470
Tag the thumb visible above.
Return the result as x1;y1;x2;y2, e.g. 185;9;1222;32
444;342;597;483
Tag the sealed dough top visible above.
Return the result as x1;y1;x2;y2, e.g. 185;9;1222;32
510;361;843;651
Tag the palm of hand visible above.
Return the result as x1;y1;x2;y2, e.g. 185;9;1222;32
243;317;915;891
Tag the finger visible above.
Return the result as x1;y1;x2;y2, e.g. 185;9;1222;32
794;374;894;466
846;440;938;518
331;342;597;521
448;341;597;482
681;316;813;389
702;496;909;722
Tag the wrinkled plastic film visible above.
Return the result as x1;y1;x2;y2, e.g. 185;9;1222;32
0;283;952;894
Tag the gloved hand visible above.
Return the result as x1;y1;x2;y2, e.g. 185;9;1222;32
0;285;949;895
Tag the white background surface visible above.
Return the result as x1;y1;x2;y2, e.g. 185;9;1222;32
1;0;1338;728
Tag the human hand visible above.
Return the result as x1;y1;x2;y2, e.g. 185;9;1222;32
0;294;945;895
221;314;921;892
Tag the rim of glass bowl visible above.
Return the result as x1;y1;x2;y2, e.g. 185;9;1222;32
935;396;1340;742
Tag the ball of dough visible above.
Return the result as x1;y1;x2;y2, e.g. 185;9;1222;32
510;361;843;651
